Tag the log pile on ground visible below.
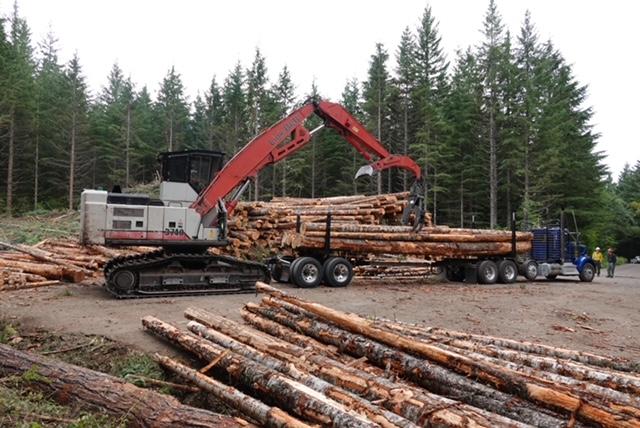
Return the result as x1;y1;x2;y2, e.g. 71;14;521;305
141;281;640;427
0;239;150;290
221;192;425;258
283;223;533;259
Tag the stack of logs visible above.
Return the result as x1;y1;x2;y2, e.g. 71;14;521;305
221;192;426;258
283;223;533;259
143;282;640;428
0;240;148;291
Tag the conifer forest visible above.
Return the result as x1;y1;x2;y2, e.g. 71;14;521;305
0;1;638;255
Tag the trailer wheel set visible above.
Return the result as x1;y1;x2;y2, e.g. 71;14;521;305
268;256;354;288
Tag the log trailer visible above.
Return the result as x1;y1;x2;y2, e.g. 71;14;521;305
269;210;597;288
79;99;425;297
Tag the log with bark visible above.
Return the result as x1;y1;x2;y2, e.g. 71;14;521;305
186;307;532;428
154;353;310;428
185;319;419;428
142;316;379;427
0;344;251;428
254;282;640;428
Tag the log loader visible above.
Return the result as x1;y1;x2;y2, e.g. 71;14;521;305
79;99;425;297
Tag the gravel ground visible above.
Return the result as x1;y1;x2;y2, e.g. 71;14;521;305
1;264;638;359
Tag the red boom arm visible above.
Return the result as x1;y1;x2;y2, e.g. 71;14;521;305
191;99;422;225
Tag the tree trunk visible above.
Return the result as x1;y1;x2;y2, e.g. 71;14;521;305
34;135;39;210
489;106;497;229
403;97;409;191
154;354;309;428
69;112;76;211
0;344;249;428
6;106;15;216
125;103;131;189
311;137;316;198
281;159;287;197
254;283;639;428
142;316;378;428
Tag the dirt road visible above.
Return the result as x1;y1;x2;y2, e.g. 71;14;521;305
1;264;639;359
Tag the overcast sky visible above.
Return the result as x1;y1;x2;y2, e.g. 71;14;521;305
2;0;638;179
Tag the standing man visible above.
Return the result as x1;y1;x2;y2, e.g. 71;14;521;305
592;247;603;277
607;248;617;278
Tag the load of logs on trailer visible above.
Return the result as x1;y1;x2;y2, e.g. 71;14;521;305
218;191;426;258
141;282;640;428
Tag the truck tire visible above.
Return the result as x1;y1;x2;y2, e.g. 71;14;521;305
323;257;353;287
291;257;323;288
579;263;596;282
497;260;518;284
521;260;539;281
477;260;498;284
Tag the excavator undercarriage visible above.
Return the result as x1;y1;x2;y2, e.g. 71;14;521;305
103;251;270;298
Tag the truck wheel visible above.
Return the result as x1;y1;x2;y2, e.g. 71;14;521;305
579;263;595;282
291;257;323;288
521;260;538;281
477;260;498;284
323;257;353;287
497;260;518;284
288;258;303;284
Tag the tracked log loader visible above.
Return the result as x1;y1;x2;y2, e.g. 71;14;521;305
79;99;425;297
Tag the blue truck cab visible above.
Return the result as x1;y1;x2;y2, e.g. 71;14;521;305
529;226;596;282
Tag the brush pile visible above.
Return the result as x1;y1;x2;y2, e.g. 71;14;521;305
142;282;640;428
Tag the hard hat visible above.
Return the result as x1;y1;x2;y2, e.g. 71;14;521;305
595;247;601;251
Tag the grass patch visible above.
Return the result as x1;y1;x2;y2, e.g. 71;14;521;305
0;210;80;245
0;385;125;428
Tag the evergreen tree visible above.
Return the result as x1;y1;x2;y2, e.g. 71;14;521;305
130;86;160;184
156;66;189;153
514;10;541;225
221;62;247;155
272;66;295;196
413;5;449;221
477;0;505;228
62;53;90;209
341;78;364;195
204;76;224;150
2;2;35;214
362;43;390;194
395;26;418;191
33;31;66;208
443;49;485;226
245;48;272;199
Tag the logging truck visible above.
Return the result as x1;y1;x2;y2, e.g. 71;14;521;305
267;210;597;287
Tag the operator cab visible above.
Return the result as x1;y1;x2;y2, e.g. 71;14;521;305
159;150;225;206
